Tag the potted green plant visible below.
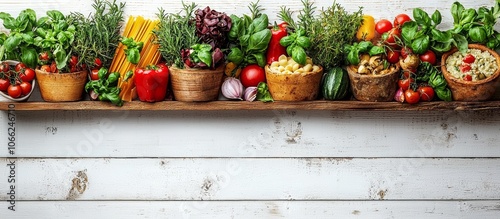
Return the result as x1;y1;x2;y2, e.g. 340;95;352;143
154;2;231;101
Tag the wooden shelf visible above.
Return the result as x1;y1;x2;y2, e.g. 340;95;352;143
1;100;500;111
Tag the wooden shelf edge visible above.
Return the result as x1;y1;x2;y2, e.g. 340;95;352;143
1;100;499;111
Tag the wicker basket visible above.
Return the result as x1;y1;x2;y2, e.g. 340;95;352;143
346;64;400;102
169;65;224;102
35;69;88;102
441;44;500;101
265;65;323;101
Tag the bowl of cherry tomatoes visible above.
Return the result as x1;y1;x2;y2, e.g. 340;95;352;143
0;60;36;102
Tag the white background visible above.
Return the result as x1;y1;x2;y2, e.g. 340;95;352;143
1;0;500;218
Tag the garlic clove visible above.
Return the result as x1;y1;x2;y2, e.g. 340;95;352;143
244;86;257;102
221;77;243;100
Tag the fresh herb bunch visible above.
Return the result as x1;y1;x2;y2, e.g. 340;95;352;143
308;2;363;70
154;2;199;68
0;9;38;68
227;1;272;67
70;0;125;70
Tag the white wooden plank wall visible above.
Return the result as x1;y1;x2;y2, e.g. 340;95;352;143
1;0;500;218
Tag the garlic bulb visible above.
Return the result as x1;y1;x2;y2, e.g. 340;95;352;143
221;77;243;100
244;87;257;102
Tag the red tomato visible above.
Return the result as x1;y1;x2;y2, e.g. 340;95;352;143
94;58;103;69
394;14;412;27
383;27;401;45
90;69;100;80
404;89;420;104
375;19;393;34
418;85;435;102
401;47;413;59
463;54;475;64
0;78;11;91
419;50;437;65
398;78;414;91
15;62;26;72
386;50;400;64
463;74;472;81
40;65;51;73
460;64;471;73
240;64;266;87
70;55;78;67
7;84;22;98
50;62;58;73
0;62;10;73
19;81;32;95
39;52;49;61
20;68;35;82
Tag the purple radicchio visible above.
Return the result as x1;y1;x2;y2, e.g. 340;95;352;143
195;6;232;49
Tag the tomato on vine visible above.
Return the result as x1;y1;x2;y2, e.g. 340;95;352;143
419;50;437;65
404;89;420;104
418;85;435;102
0;78;10;91
375;19;393;34
19;81;32;95
7;84;22;98
394;14;412;27
386;50;400;64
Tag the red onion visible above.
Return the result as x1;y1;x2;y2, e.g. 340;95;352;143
221;77;243;100
394;87;405;103
244;87;257;102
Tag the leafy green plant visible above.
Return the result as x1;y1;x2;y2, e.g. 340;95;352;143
0;9;38;68
227;1;272;68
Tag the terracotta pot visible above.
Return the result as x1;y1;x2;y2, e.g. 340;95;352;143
169;65;224;102
35;69;88;102
441;44;500;101
346;64;400;102
265;64;323;101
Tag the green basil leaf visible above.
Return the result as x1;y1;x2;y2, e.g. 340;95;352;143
248;29;271;53
47;10;65;21
468;26;487;43
239;34;250;47
253;53;266;67
451;2;464;24
411;35;430;54
431;10;442;25
199;44;212;52
431;42;452;53
431;29;452;43
296;36;312;49
292;46;307;65
452;33;468;53
280;36;294;47
198;50;212;67
228;47;244;64
54;45;68;70
21;9;36;24
357;41;373;53
4;34;22;51
256;82;273;102
347;49;360;65
20;46;37;69
36;17;49;28
125;48;140;64
435;88;452;101
228;15;241;41
368;46;385;56
249;14;269;33
286;43;295;56
413;8;431;27
401;21;418;44
0;13;16;30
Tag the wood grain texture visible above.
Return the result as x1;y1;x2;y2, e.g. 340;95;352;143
0;158;499;201
1;201;500;219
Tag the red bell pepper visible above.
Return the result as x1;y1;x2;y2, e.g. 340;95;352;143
266;22;288;64
133;64;169;102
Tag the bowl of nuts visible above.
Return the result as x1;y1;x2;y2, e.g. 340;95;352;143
265;55;323;101
441;44;500;101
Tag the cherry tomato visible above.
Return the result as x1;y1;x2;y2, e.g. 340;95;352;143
50;62;58;73
383;27;401;45
19;81;32;96
460;64;471;73
401;47;413;59
0;62;10;73
375;19;393;34
386;50;400;64
404;89;420;104
94;58;103;69
418;85;435;102
419;50;437;65
463;74;472;81
463;54;476;64
240;64;266;88
398;78;414;91
356;15;376;41
7;84;22;98
20;68;35;82
394;14;412;27
15;62;27;72
40;65;51;73
0;78;11;91
90;69;100;80
39;52;49;61
70;55;79;67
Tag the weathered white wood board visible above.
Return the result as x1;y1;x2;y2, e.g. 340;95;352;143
1;0;500;218
1;201;500;219
0;157;499;200
1;110;499;158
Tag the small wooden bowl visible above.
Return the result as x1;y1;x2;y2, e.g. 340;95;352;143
169;65;224;102
265;65;323;101
441;44;500;101
35;69;88;102
346;64;400;102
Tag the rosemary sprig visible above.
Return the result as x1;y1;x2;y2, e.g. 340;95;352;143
153;1;199;68
71;0;125;69
248;0;263;19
